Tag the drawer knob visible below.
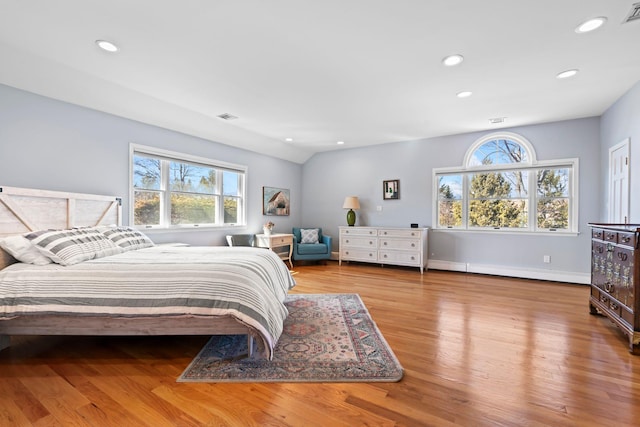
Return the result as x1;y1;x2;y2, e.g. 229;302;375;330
383;254;388;258
618;252;628;261
411;243;415;247
383;242;387;246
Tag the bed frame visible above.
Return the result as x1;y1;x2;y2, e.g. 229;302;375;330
0;186;255;355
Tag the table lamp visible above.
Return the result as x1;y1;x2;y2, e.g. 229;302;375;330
342;196;360;226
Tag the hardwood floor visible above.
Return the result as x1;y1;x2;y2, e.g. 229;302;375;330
2;262;640;426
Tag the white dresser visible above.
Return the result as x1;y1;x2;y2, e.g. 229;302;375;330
339;226;428;273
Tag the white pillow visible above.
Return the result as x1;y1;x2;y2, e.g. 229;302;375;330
300;228;320;244
0;235;52;265
25;228;123;266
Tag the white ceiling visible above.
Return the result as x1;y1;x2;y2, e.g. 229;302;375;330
1;1;639;164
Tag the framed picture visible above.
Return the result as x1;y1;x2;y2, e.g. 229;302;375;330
263;186;290;216
383;179;399;200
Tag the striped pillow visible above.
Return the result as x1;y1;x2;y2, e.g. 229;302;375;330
98;226;155;252
25;228;123;266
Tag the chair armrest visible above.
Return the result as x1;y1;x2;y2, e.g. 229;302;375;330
321;234;332;250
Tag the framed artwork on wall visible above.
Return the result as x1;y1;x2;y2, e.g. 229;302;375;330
383;179;399;200
263;186;290;215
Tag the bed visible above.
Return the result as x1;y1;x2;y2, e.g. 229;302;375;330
0;186;296;359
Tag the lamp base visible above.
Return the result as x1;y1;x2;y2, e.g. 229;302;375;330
346;209;356;226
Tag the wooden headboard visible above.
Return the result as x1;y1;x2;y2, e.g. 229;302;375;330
0;186;122;269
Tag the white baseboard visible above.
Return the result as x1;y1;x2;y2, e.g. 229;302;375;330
427;259;589;284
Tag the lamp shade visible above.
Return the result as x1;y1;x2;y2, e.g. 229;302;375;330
342;196;360;210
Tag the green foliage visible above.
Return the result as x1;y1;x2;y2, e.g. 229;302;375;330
536;169;569;229
469;172;526;228
438;184;462;227
170;194;215;224
134;192;159;225
224;198;238;223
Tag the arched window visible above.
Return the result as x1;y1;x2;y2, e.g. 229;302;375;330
434;132;577;233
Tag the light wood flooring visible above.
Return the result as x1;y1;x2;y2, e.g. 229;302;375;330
1;262;640;426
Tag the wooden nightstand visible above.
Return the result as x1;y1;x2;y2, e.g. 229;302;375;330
255;233;294;269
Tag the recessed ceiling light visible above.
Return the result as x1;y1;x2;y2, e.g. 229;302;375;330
95;40;119;52
575;17;607;33
456;91;473;98
285;138;293;142
489;117;506;124
337;141;345;145
556;69;579;79
442;54;464;67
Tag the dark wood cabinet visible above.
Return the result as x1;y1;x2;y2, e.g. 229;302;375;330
589;223;640;354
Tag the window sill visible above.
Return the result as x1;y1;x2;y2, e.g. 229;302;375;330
432;228;579;237
136;225;248;234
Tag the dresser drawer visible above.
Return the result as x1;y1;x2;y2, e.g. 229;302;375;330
604;230;618;243
340;227;377;237
592;228;605;240
378;250;421;266
618;231;637;249
379;237;420;251
341;236;377;249
341;248;377;262
378;228;422;238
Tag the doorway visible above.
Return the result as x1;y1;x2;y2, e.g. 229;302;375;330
608;138;630;223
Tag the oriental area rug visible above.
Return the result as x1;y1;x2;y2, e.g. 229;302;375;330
178;293;404;383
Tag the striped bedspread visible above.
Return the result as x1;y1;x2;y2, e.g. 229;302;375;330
0;246;296;359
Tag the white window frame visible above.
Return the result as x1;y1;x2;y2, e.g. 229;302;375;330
433;132;579;235
129;143;247;230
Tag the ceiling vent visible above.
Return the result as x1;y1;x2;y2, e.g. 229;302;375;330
624;2;640;23
489;117;505;124
217;113;238;120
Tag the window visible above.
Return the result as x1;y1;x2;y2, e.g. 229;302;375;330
130;144;247;229
434;132;577;233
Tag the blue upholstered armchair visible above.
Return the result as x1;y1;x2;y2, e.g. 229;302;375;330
292;227;332;263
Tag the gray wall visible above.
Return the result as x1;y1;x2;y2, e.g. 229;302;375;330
0;84;302;246
3;78;639;283
600;80;640;221
302;117;602;283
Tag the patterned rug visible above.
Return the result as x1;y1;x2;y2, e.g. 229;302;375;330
178;293;403;383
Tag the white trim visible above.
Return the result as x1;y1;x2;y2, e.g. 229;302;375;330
130;143;247;173
427;259;589;284
462;131;537;168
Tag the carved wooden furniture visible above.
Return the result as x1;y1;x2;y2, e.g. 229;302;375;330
339;226;428;273
589;223;640;354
